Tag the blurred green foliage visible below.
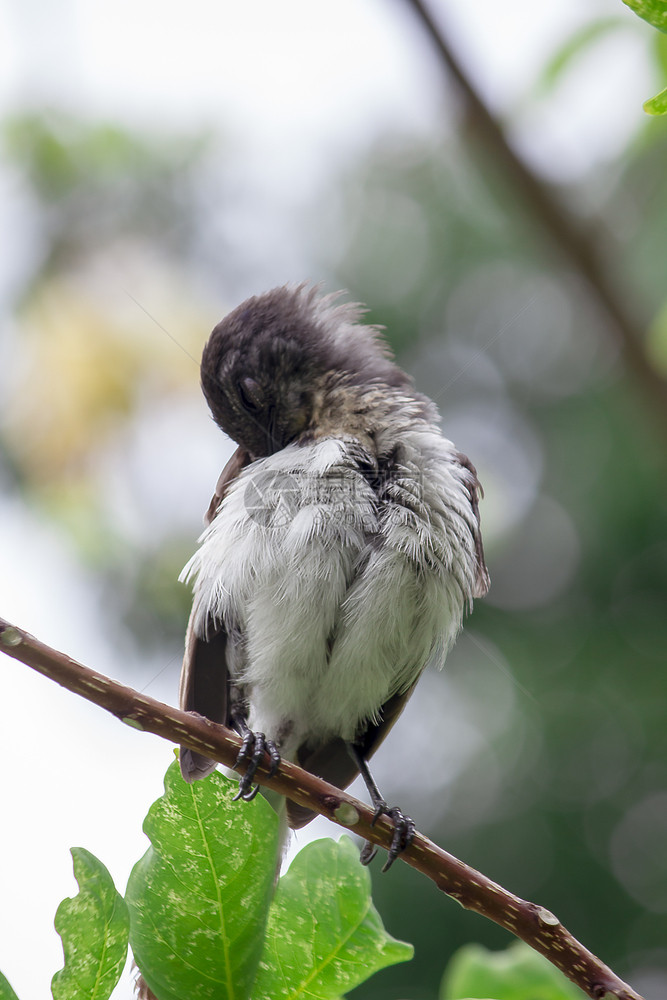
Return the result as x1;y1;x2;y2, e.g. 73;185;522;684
620;0;667;113
333;133;667;1000
441;941;581;999
1;9;667;999
4;111;213;284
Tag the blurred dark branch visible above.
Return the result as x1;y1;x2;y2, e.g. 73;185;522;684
1;616;644;1000
405;0;667;437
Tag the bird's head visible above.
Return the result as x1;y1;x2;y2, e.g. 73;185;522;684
200;284;412;458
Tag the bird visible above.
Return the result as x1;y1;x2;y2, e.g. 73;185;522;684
178;283;489;870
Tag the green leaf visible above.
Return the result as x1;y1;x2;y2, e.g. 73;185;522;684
126;760;280;1000
652;23;667;74
0;971;20;1000
51;847;129;1000
253;836;413;999
440;941;581;1000
643;83;667;112
622;0;667;33
537;17;627;94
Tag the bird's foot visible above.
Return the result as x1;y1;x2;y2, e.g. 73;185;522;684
232;730;281;801
360;802;416;872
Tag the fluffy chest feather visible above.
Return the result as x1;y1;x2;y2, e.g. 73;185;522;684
182;431;480;753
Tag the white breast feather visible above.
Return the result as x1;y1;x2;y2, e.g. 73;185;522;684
180;431;479;753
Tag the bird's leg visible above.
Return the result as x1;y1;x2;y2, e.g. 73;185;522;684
232;717;281;801
347;742;416;872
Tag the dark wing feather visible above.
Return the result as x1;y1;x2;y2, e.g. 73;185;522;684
179;615;231;781
179;444;251;783
455;450;490;599
205;445;252;525
285;685;416;829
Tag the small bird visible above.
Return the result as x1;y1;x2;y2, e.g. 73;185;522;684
179;284;489;869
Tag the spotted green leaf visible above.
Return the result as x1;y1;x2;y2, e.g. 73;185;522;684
126;760;280;1000
644;83;667;113
253;836;413;1000
0;971;20;1000
622;0;667;33
51;847;129;1000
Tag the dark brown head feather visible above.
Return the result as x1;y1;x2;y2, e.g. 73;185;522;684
199;284;415;456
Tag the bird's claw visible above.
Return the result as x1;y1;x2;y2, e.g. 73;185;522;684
360;801;415;872
359;840;378;865
232;731;281;801
382;806;416;871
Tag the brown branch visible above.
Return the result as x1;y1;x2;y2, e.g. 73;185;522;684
404;0;667;440
1;615;643;1000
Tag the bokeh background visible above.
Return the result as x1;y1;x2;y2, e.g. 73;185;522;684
1;1;666;998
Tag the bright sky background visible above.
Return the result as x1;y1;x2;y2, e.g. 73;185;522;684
0;1;657;997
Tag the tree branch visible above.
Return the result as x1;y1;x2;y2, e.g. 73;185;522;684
404;0;667;440
1;615;643;1000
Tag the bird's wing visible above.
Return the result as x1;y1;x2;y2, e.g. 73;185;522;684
204;445;252;525
179;444;252;782
285;684;416;829
455;450;490;599
179;615;231;782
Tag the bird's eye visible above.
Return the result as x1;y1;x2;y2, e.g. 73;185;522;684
238;377;263;411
